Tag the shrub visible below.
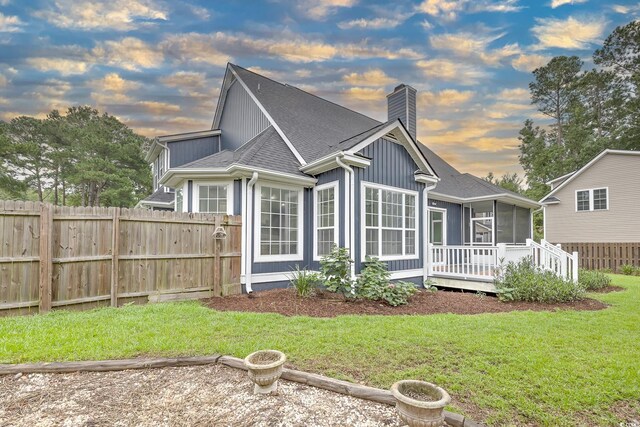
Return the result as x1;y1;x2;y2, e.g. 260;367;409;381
578;269;611;291
288;265;323;297
423;279;438;292
357;257;417;306
620;264;638;276
320;246;354;299
495;257;586;303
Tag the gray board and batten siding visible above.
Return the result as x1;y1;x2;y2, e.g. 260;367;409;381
168;135;220;168
218;80;270;152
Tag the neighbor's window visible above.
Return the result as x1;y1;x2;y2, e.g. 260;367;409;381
315;183;338;258
576;188;607;212
364;184;417;259
198;184;228;214
175;188;183;212
259;186;301;259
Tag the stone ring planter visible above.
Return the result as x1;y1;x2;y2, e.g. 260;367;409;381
244;350;286;394
391;380;451;427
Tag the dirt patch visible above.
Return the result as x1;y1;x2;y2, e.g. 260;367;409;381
0;364;406;427
204;288;608;318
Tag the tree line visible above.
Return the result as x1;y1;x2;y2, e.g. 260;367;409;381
0;106;151;207
487;20;639;201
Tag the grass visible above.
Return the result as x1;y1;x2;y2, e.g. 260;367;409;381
1;275;639;426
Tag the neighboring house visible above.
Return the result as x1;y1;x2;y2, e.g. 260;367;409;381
541;150;640;268
140;63;541;292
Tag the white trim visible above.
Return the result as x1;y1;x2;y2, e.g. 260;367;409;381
192;180;234;215
240;177;247;281
429;191;539;209
575;187;609;212
313;181;340;261
174;181;188;212
542;149;640;202
160;164;317;188
346;119;438;179
389;269;423;280
158;129;220;144
300;152;371;175
546;170;575;186
360;181;420;262
254;182;305;263
228;66;307;166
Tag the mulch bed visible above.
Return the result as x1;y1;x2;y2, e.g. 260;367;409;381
205;288;610;318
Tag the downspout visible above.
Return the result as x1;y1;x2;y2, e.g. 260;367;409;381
423;182;438;284
336;155;355;280
245;172;259;293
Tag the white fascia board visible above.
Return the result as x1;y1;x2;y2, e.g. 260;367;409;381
158;129;221;144
541;149;640;202
429;191;540;209
415;174;440;185
345;120;438;178
144;139;165;163
228;66;307;166
545;170;575;186
160;165;317;188
300;152;371;175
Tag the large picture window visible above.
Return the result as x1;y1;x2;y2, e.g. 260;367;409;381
576;188;608;212
314;182;338;260
257;185;303;261
362;183;418;261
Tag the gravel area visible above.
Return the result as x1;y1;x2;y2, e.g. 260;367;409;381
205;288;609;317
0;364;405;427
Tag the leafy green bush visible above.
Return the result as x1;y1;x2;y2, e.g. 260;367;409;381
495;257;585;303
357;257;417;306
578;269;611;291
423;279;438;292
620;264;638;276
320;246;354;299
288;265;323;297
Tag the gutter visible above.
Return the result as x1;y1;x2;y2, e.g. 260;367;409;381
245;172;259;293
423;182;438;284
335;155;356;280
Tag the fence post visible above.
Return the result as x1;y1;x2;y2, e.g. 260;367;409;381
110;207;120;307
572;251;579;283
38;203;53;313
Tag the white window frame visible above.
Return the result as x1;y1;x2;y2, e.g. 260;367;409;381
254;182;304;263
428;207;447;246
313;181;340;261
575;187;609;212
193;181;234;215
360;181;419;262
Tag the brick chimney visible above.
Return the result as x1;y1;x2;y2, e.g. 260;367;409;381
387;84;417;141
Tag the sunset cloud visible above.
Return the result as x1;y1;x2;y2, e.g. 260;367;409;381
511;53;552;72
343;69;396;86
550;0;588;8
0;12;24;32
26;58;90;75
416;59;489;85
92;37;163;71
430;31;521;66
90;73;141;92
531;16;607;50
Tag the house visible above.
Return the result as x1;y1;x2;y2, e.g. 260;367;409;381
140;63;544;293
541;149;640;270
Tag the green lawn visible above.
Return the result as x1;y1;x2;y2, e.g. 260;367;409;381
1;275;639;426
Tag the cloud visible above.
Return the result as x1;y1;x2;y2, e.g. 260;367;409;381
296;0;358;20
26;58;90;75
550;0;588;8
161;31;422;64
0;12;24;32
430;31;521;66
342;87;386;101
92;37;163;71
89;73;141;92
416;59;489;85
159;71;207;90
33;0;167;31
418;118;450;131
419;89;475;107
531;16;607;50
511;53;551;72
343;69;396;86
0;73;7;86
416;0;522;21
492;87;530;102
338;16;408;29
136;101;180;115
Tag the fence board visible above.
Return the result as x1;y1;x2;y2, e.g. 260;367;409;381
559;242;640;272
0;201;242;315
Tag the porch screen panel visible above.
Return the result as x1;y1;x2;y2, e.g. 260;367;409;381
496;203;514;244
260;186;299;256
514;207;530;243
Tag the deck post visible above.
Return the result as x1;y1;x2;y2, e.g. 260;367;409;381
572;252;579;283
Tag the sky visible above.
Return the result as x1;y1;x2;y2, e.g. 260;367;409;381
0;0;637;177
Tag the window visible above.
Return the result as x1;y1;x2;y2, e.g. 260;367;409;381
576;188;608;212
464;201;494;245
175;188;183;212
257;185;303;261
314;182;338;259
194;182;233;214
429;209;446;245
363;183;418;260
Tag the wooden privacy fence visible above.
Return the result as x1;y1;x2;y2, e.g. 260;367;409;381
558;242;640;271
0;200;242;315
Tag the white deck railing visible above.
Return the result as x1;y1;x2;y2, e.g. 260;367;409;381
428;240;579;283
